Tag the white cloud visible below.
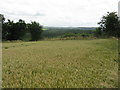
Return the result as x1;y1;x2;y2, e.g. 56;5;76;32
0;0;119;27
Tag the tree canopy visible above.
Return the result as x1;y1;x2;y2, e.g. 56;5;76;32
27;21;43;41
97;12;120;37
2;19;43;41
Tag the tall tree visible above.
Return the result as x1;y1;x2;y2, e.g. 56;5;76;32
2;19;14;40
98;12;120;37
14;19;26;40
27;21;43;41
2;19;26;40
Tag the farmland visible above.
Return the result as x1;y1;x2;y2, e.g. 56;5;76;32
41;27;95;39
2;39;118;88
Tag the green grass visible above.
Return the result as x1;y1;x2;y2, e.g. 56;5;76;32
2;39;118;88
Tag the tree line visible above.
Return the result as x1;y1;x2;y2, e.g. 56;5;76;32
2;11;120;41
2;19;43;41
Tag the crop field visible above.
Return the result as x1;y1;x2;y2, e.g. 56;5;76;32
2;39;118;88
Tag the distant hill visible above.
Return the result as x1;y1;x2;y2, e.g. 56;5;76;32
41;27;96;38
43;26;97;31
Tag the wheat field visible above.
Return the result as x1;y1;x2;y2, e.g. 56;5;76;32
2;39;118;88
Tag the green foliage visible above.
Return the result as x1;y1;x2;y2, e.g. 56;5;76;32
2;19;27;40
2;19;43;41
62;33;78;37
94;27;102;38
27;21;43;41
61;33;90;38
41;29;95;39
98;12;120;37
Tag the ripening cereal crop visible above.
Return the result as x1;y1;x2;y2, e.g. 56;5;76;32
2;39;118;88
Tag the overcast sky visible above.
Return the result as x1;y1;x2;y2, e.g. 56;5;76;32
0;0;119;27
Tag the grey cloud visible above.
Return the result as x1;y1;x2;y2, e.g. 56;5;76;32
34;12;46;16
0;0;119;27
0;10;45;17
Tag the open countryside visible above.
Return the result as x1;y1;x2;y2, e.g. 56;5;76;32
1;0;120;88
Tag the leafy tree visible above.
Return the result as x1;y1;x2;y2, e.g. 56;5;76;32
2;19;26;40
15;19;26;40
98;12;120;37
2;19;14;40
27;21;43;41
2;18;43;41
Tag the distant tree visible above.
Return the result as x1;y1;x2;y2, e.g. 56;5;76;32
81;34;89;38
98;12;120;37
27;21;43;41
